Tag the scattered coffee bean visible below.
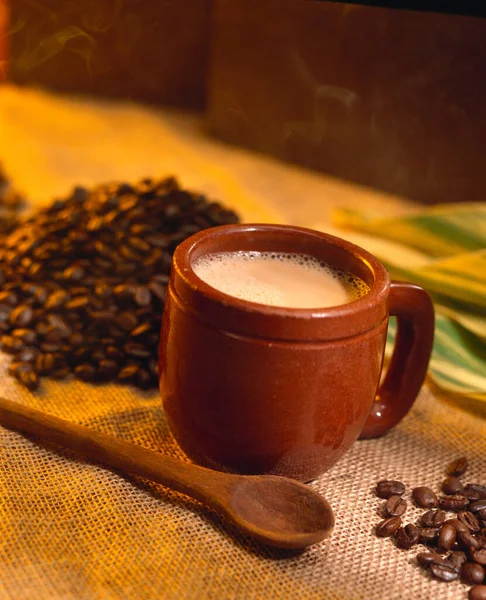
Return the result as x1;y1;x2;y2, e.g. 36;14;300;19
458;530;482;551
421;509;446;528
430;561;459;582
417;551;443;569
462;563;486;585
396;524;420;549
376;517;402;538
0;177;238;391
438;524;457;553
376;480;406;499
384;495;407;517
444;518;469;533
466;485;486;500
374;461;486;594
413;487;438;508
419;527;440;545
470;586;486;600
442;476;465;495
448;457;469;477
439;494;469;511
470;548;486;566
470;501;486;514
447;551;468;570
459;511;481;533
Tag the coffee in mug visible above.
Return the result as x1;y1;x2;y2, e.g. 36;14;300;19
159;224;435;481
192;251;369;308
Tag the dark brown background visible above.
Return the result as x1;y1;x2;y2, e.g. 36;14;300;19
4;0;486;204
208;0;486;204
8;0;211;107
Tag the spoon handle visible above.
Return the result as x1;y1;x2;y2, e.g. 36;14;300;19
0;396;234;508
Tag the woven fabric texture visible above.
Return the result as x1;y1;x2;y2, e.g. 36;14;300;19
1;358;485;600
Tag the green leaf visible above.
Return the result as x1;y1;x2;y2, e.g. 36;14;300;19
333;204;486;257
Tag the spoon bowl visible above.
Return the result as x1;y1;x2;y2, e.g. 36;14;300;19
0;396;334;549
227;476;334;548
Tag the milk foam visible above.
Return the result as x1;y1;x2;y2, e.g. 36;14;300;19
192;251;369;309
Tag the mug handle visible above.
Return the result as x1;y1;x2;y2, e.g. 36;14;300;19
359;281;435;439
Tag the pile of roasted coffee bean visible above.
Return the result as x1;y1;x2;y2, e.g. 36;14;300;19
0;176;238;391
0;165;25;235
375;457;486;599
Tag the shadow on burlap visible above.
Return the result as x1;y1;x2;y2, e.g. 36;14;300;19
1;352;485;600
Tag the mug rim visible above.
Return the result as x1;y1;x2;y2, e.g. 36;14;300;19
170;224;390;341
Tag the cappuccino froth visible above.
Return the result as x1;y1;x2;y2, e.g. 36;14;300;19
192;251;369;309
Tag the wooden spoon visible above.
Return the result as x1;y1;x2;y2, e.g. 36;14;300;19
0;397;334;549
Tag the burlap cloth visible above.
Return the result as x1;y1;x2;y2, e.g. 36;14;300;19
0;86;485;600
1;365;486;600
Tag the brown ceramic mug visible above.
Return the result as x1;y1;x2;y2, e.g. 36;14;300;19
158;224;434;481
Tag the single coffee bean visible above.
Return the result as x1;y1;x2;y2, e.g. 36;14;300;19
442;476;464;495
0;290;18;306
134;286;151;307
396;524;420;549
116;364;139;383
74;364;97;382
478;510;486;521
148;281;166;302
466;491;485;502
466;485;486;500
44;290;69;310
98;359;118;379
421;509;446;528
124;342;151;358
64;296;90;311
130;322;153;340
16;370;39;390
0;335;24;354
376;517;402;538
447;457;469;477
470;501;486;514
11;328;37;344
469;586;486;600
115;312;139;332
417;551;443;569
51;367;70;380
439;494;469;511
470;548;486;566
419;527;440;544
458;530;482;551
35;353;56;375
8;361;34;376
447;551;468;570
17;346;39;363
444;518;469;533
384;495;407;517
459;511;481;533
413;487;438;508
63;264;85;281
438;523;456;553
462;562;486;585
376;480;406;499
9;304;34;327
430;561;459;582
